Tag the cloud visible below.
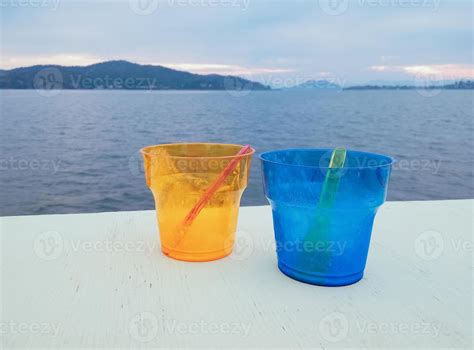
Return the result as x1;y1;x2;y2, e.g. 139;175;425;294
157;63;294;76
1;1;471;83
368;64;474;79
0;54;104;69
0;54;294;78
318;71;332;77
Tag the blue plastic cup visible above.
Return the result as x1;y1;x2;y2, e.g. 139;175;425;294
260;149;393;286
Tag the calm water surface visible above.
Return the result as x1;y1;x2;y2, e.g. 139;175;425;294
0;89;472;216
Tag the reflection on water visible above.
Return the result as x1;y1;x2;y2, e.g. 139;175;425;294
0;89;472;215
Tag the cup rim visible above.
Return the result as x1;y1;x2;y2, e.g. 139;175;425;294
259;148;395;169
140;142;255;159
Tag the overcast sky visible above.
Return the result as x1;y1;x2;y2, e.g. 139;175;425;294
1;0;472;85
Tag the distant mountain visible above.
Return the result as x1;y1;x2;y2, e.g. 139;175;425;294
0;60;270;91
441;80;474;89
345;85;417;90
287;80;341;90
344;80;473;90
358;79;418;87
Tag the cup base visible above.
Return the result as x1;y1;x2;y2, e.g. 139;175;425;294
161;246;232;262
277;261;363;287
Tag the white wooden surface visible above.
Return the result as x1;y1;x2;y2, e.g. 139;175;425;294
0;200;472;348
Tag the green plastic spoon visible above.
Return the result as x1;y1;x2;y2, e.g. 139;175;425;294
319;147;347;209
302;148;347;272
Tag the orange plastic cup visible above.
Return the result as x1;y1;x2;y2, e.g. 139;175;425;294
140;143;254;262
